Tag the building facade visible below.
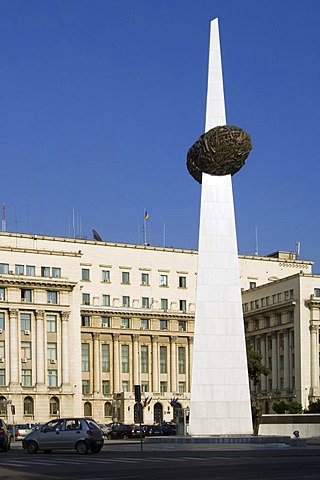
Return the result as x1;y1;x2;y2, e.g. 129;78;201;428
0;232;316;426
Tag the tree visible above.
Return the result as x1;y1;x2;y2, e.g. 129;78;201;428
272;400;302;414
305;399;320;413
246;341;270;385
272;401;287;414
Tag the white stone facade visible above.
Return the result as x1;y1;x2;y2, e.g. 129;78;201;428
0;231;316;426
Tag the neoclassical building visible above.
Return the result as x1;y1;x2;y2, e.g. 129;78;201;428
0;232;317;425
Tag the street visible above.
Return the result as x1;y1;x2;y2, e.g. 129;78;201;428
1;442;320;480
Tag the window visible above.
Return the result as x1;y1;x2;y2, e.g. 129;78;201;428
104;401;112;415
82;293;90;305
178;347;186;374
160;320;167;330
161;298;168;310
178;320;186;332
179;300;187;312
82;380;90;395
52;267;61;278
141;381;149;393
121;271;130;284
21;369;32;387
141;319;149;330
82;268;90;281
47;291;58;304
160;275;168;287
275;314;281;326
47;343;57;361
0;313;4;330
284;291;289;300
0;370;5;386
81;315;90;327
21;289;32;302
122;296;130;307
48;370;58;387
0;263;9;274
178;382;186;394
50;397;59;415
121;317;130;329
314;288;320;297
15;264;24;275
102;295;110;306
82;344;89;372
142;297;149;308
0;341;4;359
141;273;149;285
160;381;167;394
289;289;294;299
102;270;110;282
41;266;50;277
102;381;110;395
141;346;148;373
21;341;31;359
122;380;129;392
102;316;110;328
0;287;5;301
26;265;35;276
47;315;57;333
101;344;110;372
21;313;31;331
264;316;270;328
179;276;186;288
277;293;282;302
122;345;129;373
160;346;167;373
249;282;256;289
24;396;34;415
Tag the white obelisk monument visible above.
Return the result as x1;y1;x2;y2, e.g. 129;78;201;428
189;18;253;435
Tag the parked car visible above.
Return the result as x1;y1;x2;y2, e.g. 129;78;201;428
158;423;176;436
22;417;104;454
0;419;11;451
142;424;162;436
8;423;34;440
107;423;145;440
97;423;112;437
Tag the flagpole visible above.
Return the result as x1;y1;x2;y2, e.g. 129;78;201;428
143;210;147;245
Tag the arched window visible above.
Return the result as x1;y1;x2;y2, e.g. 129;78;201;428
104;401;112;417
84;401;92;417
50;396;60;415
154;402;163;424
24;396;34;415
0;396;6;415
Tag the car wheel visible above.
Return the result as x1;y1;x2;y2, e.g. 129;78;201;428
107;433;112;440
26;441;39;454
90;446;102;453
123;434;128;440
43;449;52;454
76;441;89;455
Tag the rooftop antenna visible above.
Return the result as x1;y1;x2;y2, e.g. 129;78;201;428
92;229;103;242
2;203;6;232
295;241;301;259
254;226;259;256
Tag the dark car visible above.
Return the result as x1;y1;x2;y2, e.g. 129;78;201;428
158;423;176;436
0;419;11;451
107;423;145;440
142;424;162;436
22;417;104;454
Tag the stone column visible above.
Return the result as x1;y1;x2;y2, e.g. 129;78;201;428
283;328;290;391
310;324;319;390
271;332;278;391
61;311;70;386
133;335;140;386
93;333;100;394
152;335;159;392
113;333;120;392
35;310;46;389
9;309;19;387
170;336;177;393
188;337;193;393
260;334;267;391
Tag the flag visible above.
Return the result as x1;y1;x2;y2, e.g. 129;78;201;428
144;210;149;221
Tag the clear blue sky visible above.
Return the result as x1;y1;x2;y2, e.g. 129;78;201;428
1;1;320;268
